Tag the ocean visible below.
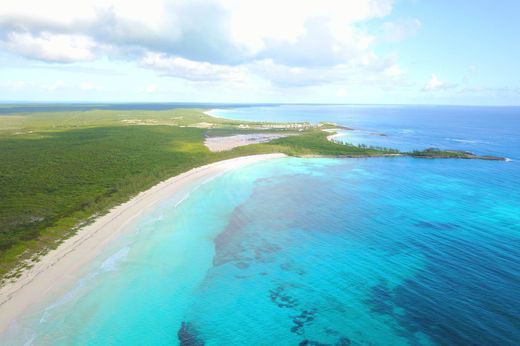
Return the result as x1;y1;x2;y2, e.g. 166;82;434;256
4;105;520;345
209;105;520;158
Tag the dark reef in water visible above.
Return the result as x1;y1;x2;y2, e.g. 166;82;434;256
299;340;329;346
254;242;281;263
299;337;352;346
178;322;205;346
280;261;306;276
291;309;317;335
269;286;299;308
365;279;395;315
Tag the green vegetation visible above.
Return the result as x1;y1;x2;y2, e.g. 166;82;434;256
267;130;398;156
0;108;395;281
408;147;472;158
0;108;504;281
407;147;505;160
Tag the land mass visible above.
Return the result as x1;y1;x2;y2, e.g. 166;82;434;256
0;107;507;283
0;154;284;333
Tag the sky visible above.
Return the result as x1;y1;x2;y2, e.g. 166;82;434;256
0;0;519;105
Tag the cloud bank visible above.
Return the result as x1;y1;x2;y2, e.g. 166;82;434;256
0;0;410;88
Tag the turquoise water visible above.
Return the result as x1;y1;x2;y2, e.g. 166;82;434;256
210;105;520;158
4;105;520;345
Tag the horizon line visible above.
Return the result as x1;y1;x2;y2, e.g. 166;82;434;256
0;101;519;108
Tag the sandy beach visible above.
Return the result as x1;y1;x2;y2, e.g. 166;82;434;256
0;153;285;334
324;129;344;142
203;109;222;118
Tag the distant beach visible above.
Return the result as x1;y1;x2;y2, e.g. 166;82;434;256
0;154;285;334
203;109;222;118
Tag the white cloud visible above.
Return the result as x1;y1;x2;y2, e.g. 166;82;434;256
251;57;405;88
384;64;404;78
144;84;157;93
423;74;456;92
140;53;247;82
458;86;520;94
250;59;332;87
0;0;404;88
1;80;106;93
336;87;348;97
79;82;96;90
463;65;478;84
423;74;443;91
3;32;96;62
226;0;392;55
0;0;394;65
0;80;31;91
43;80;66;91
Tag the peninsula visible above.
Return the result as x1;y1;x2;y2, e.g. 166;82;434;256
0;106;506;286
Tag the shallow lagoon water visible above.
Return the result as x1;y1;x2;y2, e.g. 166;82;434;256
5;105;520;345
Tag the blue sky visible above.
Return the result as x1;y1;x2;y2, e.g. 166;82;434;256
0;0;518;105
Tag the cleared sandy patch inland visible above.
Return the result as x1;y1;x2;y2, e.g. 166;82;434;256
204;133;290;152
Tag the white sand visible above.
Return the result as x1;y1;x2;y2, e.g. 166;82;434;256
203;109;221;118
325;129;343;142
205;133;289;152
0;153;285;333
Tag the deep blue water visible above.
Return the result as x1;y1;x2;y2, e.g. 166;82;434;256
3;105;520;345
210;105;520;158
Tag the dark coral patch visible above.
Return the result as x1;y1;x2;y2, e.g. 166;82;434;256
299;340;329;346
280;261;306;276
235;261;250;269
178;322;205;346
269;286;299;308
365;279;394;315
254;242;281;263
336;337;351;346
290;309;317;335
299;337;351;346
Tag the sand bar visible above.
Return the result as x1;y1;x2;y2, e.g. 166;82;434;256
0;153;285;333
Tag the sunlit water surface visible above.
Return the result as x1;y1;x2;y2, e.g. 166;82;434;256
5;105;520;345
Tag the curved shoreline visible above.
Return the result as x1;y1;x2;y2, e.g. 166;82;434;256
0;153;286;333
324;129;508;161
203;109;223;118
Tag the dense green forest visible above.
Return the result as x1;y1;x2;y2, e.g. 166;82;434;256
0;107;503;281
0;108;397;280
